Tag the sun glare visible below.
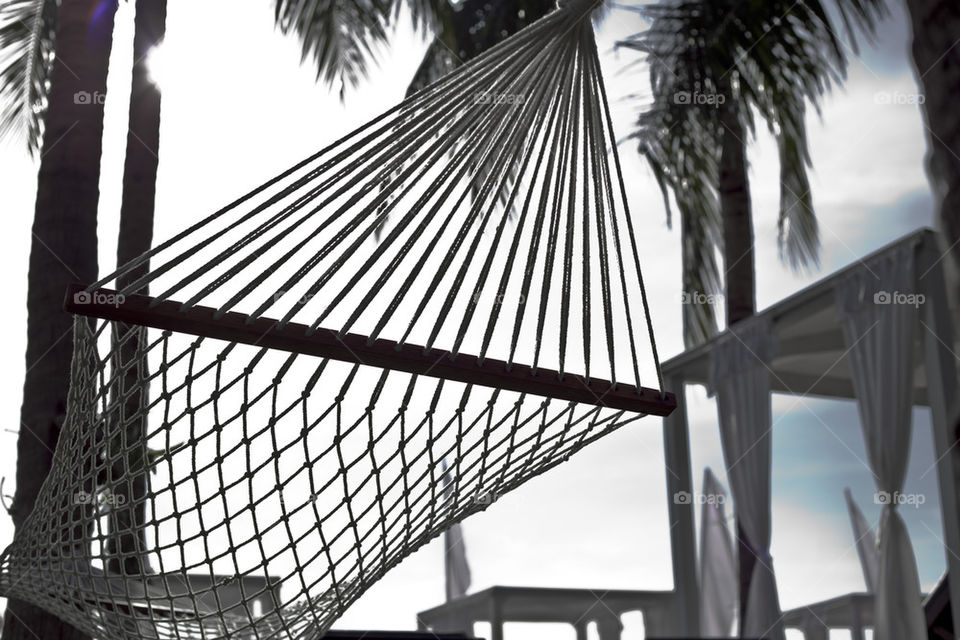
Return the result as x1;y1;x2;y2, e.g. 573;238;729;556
145;42;168;88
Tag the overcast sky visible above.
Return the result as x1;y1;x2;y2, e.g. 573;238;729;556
0;1;945;638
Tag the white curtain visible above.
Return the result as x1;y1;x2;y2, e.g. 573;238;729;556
709;317;784;640
700;467;737;637
444;522;471;601
835;242;925;640
442;461;471;601
844;487;879;592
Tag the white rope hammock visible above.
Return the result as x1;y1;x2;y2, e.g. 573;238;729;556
0;2;674;638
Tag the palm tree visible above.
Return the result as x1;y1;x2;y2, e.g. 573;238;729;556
273;0;568;237
904;0;960;277
1;0;167;626
619;0;887;343
0;0;557;601
272;0;558;98
618;0;887;629
107;0;167;578
902;2;960;633
0;0;118;637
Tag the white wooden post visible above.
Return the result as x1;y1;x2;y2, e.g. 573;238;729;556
849;599;865;640
596;614;622;640
574;619;588;640
801;611;828;640
662;373;700;636
490;594;503;640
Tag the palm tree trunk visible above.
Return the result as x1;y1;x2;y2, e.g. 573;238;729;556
4;1;117;638
904;2;960;633
719;95;756;327
106;0;167;578
717;79;758;632
904;0;960;276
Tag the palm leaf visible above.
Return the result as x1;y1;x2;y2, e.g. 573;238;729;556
621;0;886;287
372;0;561;240
680;205;723;346
390;0;448;34
629;95;724;345
0;0;57;155
405;0;557;97
776;111;820;272
274;0;393;100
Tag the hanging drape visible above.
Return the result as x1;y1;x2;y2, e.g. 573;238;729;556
442;461;472;601
444;523;471;601
836;242;926;640
700;467;737;637
844;487;880;592
709;317;784;640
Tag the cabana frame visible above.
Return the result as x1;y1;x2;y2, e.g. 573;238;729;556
661;227;960;635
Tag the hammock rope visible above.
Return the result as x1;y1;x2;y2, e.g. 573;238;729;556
0;2;674;638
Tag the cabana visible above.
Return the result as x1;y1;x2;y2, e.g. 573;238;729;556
660;227;959;638
419;227;960;638
417;587;674;640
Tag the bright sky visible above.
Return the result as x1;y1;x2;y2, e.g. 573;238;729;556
0;1;945;639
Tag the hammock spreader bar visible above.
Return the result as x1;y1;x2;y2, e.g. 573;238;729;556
65;284;677;416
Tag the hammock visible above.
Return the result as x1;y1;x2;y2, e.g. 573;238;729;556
0;2;674;638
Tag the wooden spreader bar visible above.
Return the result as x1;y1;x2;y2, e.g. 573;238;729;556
65;284;676;416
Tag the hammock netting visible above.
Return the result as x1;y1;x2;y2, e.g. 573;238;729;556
0;2;674;638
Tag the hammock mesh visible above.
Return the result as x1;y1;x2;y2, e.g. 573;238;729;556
0;2;673;638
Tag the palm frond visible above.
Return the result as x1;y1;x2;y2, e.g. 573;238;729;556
274;0;393;100
623;0;887;279
776;112;820;272
724;0;876;272
675;147;723;346
680;206;722;346
831;0;889;54
629;95;723;346
378;0;557;240
443;0;555;60
0;0;57;155
391;0;448;34
617;0;728;346
406;0;555;98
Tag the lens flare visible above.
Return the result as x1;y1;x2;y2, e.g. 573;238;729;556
145;42;167;88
